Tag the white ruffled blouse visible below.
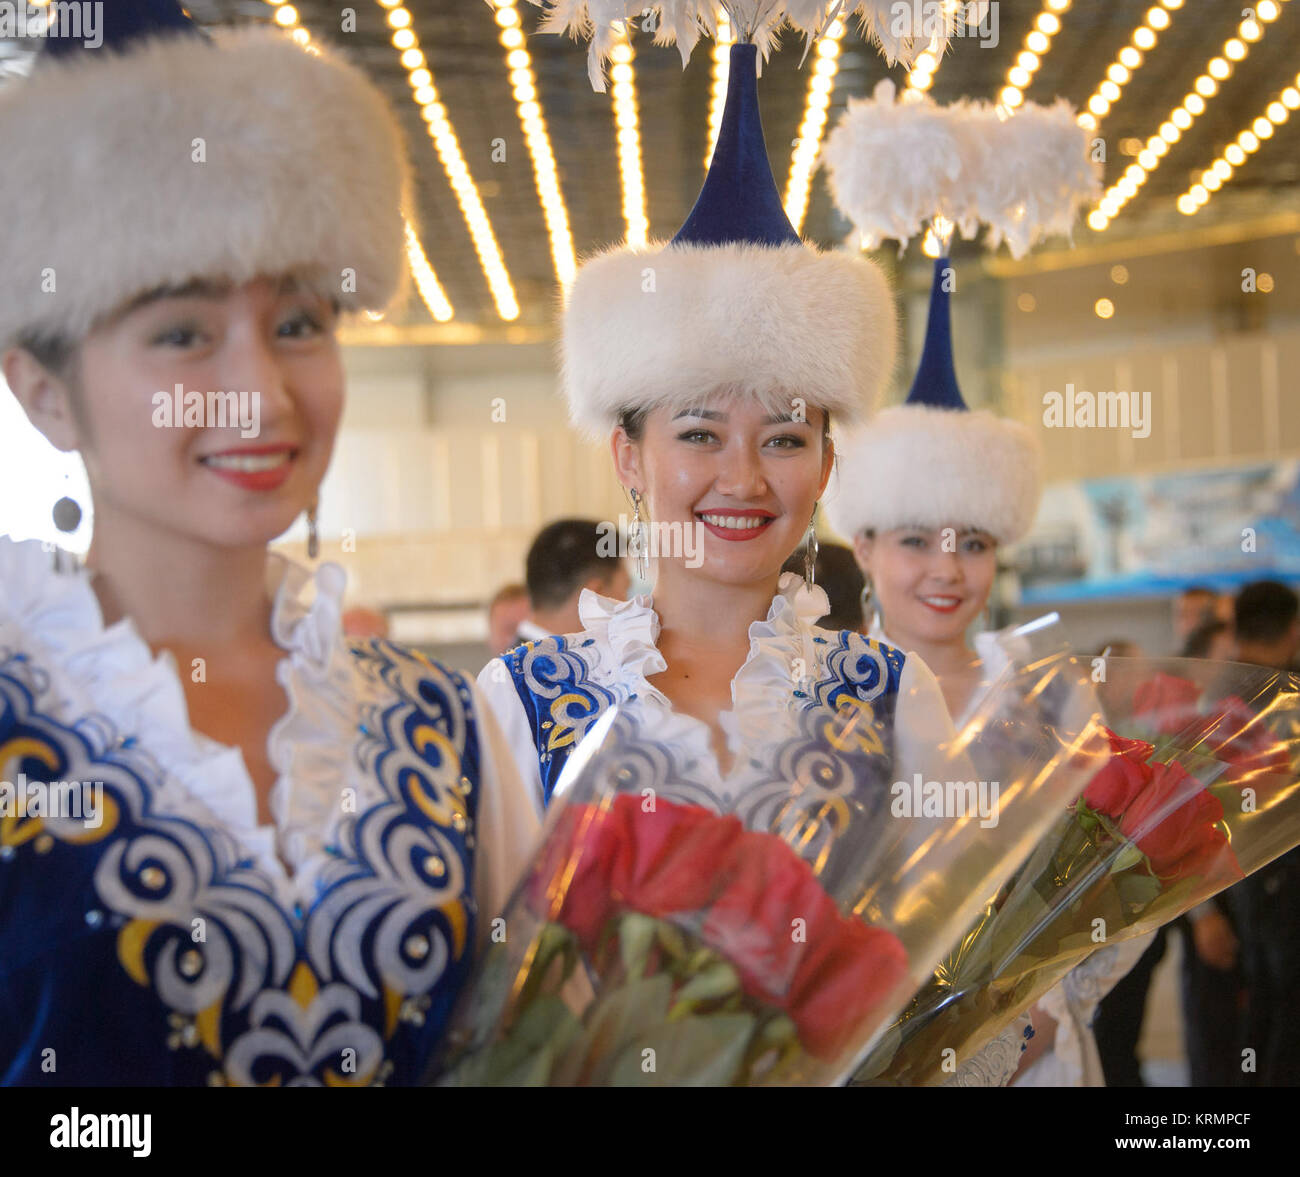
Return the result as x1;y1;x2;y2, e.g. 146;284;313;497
0;535;538;926
479;572;959;816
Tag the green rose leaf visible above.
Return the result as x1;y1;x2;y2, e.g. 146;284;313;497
606;1013;756;1086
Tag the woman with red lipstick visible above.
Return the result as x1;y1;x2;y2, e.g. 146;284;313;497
827;260;1153;1089
477;41;958;862
0;3;536;1086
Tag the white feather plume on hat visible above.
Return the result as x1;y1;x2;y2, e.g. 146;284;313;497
524;1;951;91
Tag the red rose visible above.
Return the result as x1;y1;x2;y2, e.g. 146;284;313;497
605;796;743;918
1132;673;1202;736
701;829;908;1060
1081;729;1155;819
785;918;909;1059
1196;695;1283;763
539;793;909;1061
537;795;742;946
1118;760;1242;885
700;829;844;999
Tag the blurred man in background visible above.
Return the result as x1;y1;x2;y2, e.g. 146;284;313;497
1172;585;1233;654
487;583;531;656
519;518;630;643
1220;580;1300;1086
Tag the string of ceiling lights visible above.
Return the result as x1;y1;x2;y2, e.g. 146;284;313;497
783;16;845;233
705;8;736;168
375;0;519;321
489;1;577;290
997;0;1071;113
1088;0;1292;232
607;24;650;248
255;3;454;323
1076;1;1183;133
1177;68;1300;216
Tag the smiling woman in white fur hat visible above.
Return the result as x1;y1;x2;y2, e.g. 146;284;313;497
476;34;967;875
825;256;1045;725
0;1;536;1086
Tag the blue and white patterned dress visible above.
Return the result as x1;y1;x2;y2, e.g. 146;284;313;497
477;572;963;820
0;537;538;1086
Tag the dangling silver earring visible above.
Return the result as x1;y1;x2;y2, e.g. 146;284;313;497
628;488;649;583
804;509;819;586
306;499;319;561
860;578;883;635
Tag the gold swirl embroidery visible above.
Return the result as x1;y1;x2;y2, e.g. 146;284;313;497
407;725;468;827
821;696;885;757
0;736;60;848
546;692;597;752
117;918;162;986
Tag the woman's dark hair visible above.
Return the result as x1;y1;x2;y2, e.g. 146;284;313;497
16;332;78;379
781;541;865;630
618;405;833;445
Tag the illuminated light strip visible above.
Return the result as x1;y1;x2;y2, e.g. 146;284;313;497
998;0;1071;112
906;0;965;95
783;17;846;234
404;221;454;321
705;8;735;167
905;33;944;96
1076;1;1184;132
1088;0;1292;232
609;26;649;247
1177;71;1300;215
260;0;312;48
261;2;453;321
377;1;519;320
491;1;577;289
257;2;450;322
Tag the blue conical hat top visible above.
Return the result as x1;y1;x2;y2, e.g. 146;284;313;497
43;0;204;59
904;255;967;410
672;42;801;247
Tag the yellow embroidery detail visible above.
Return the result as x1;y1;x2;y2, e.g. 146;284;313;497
288;961;319;1011
546;693;591;752
117;919;162;986
196;1000;223;1058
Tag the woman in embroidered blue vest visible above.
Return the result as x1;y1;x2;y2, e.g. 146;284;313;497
0;1;538;1086
476;38;958;840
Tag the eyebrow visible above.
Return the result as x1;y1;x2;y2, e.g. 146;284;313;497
119;274;325;316
121;278;236;313
671;409;812;425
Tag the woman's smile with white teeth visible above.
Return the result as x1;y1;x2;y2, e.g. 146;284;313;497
200;452;293;472
697;513;772;529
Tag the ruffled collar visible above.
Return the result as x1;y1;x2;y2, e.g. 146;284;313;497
574;572;834;778
0;536;360;903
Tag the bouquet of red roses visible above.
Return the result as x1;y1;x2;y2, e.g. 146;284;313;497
430;622;1112;1086
854;656;1300;1086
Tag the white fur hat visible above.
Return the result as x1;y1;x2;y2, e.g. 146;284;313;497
824;256;1043;545
824;403;1043;545
0;15;409;351
561;239;896;438
561;42;896;439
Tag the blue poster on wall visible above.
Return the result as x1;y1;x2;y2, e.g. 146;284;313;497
1017;461;1300;604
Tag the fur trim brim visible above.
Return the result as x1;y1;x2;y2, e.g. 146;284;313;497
560;241;897;437
824;404;1044;545
0;28;409;349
